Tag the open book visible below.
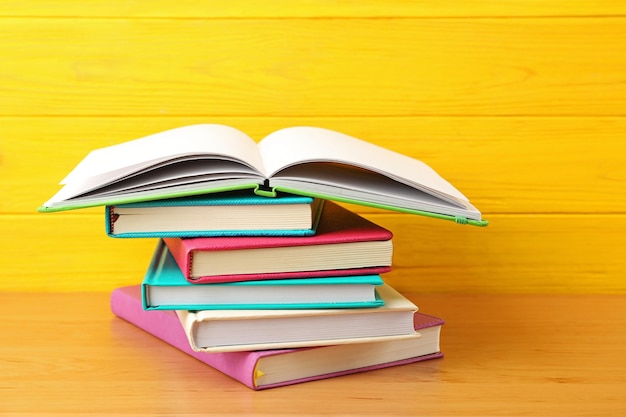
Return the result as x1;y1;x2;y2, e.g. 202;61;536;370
40;124;487;226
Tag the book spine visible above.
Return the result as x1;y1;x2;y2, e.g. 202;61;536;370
110;288;259;390
162;238;193;279
105;206;116;236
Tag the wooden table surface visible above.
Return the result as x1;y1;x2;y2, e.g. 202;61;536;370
1;291;624;416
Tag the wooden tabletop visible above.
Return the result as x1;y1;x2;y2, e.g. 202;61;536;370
1;291;624;416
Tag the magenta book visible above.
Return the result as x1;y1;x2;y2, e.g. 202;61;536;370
164;201;393;284
110;285;444;390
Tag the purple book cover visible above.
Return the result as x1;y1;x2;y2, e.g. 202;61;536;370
110;285;444;390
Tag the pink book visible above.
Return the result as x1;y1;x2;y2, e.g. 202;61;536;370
110;285;444;390
164;201;393;284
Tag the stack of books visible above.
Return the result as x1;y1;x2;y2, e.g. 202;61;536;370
108;193;445;390
40;124;487;390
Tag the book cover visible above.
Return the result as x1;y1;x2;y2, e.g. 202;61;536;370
40;124;486;226
142;240;385;310
164;201;393;284
177;283;419;353
106;191;324;238
111;285;444;390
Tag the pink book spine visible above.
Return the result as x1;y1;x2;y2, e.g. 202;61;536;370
110;286;267;390
161;236;193;278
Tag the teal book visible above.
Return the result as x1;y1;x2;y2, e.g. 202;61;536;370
106;191;323;238
142;240;385;310
39;124;487;226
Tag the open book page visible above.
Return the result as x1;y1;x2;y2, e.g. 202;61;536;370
257;127;470;206
47;125;265;205
77;160;260;198
268;163;480;218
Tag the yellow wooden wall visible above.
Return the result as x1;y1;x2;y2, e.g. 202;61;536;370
1;2;625;293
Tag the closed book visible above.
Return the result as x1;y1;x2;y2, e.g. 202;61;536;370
177;283;418;353
106;191;324;238
164;201;393;284
111;285;444;390
142;240;384;310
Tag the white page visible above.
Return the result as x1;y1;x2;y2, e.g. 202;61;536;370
76;159;259;197
61;124;265;186
271;164;467;209
45;124;266;206
257;126;469;203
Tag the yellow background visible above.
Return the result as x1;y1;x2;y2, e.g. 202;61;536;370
1;2;624;293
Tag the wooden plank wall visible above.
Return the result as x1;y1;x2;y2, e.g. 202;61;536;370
1;2;625;293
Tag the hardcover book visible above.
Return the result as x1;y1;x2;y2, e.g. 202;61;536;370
106;191;324;238
164;201;393;284
111;285;444;390
142;240;385;310
177;283;419;353
40;124;487;226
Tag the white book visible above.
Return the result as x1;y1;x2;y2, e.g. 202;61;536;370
176;283;420;353
40;124;487;226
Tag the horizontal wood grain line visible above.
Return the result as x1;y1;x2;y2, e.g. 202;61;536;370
4;15;626;20
5;114;626;118
4;116;624;214
0;1;625;18
0;213;624;293
6;113;626;118
1;18;625;117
